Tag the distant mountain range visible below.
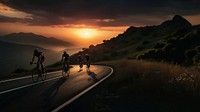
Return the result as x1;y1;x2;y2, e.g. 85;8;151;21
71;15;200;66
0;40;63;76
0;32;74;51
0;33;78;77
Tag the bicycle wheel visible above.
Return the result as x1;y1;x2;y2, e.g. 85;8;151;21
86;64;90;75
32;68;39;82
79;62;83;68
62;67;70;78
87;68;90;75
66;68;70;77
41;68;47;81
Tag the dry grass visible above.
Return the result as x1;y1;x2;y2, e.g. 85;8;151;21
97;59;200;96
58;59;200;112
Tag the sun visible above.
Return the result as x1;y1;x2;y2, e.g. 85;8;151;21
83;31;90;37
76;28;96;38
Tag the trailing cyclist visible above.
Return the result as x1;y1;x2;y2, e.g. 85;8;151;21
61;51;70;72
85;53;90;68
77;52;83;71
30;48;45;72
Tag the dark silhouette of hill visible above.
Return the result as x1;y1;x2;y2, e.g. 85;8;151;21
0;32;74;51
70;15;200;66
0;40;62;77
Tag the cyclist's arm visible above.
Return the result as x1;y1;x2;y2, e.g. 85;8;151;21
31;55;35;64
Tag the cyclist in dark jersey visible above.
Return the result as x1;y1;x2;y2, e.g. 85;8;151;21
61;51;70;71
85;53;90;68
77;52;83;71
30;48;45;71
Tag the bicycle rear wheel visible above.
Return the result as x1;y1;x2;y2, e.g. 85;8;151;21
41;68;47;81
32;68;39;82
62;67;70;78
86;64;90;75
87;67;90;75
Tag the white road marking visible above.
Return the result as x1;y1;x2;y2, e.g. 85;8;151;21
0;71;81;95
0;76;62;95
0;71;61;83
0;66;85;95
52;66;113;112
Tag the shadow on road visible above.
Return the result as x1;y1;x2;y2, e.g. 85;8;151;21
41;77;67;102
88;72;99;82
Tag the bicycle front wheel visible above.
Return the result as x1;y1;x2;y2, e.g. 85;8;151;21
32;68;39;82
41;68;47;81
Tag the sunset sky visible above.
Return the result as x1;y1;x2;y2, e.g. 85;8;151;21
0;0;200;47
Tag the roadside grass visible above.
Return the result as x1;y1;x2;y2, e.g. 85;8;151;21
97;59;200;96
64;59;200;112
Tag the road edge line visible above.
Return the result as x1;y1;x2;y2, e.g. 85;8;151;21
0;71;61;83
52;66;113;112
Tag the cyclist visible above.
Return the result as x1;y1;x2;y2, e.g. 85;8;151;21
61;51;70;72
30;48;45;71
85;53;90;68
77;52;83;71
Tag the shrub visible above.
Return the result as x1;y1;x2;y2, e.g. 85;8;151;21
142;40;150;45
136;46;145;51
154;43;166;49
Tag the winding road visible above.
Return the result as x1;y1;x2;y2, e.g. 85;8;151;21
0;65;113;112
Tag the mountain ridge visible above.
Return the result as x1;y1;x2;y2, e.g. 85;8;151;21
70;15;200;66
0;32;74;51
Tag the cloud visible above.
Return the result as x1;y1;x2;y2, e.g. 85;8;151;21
0;0;200;27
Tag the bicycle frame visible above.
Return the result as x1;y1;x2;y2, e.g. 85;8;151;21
31;63;47;82
62;63;70;77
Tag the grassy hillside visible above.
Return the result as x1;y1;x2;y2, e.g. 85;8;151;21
47;15;200;111
97;59;200;96
70;15;200;66
64;59;200;112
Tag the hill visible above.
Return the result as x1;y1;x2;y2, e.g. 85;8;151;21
0;40;62;77
0;32;74;51
70;15;200;66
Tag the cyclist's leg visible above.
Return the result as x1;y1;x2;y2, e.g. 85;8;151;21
36;62;41;75
40;62;44;72
40;59;44;71
67;61;69;70
86;60;90;68
79;61;82;71
63;60;67;71
88;61;90;68
36;63;39;69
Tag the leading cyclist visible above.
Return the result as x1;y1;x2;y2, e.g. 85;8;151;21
61;51;70;72
30;48;45;71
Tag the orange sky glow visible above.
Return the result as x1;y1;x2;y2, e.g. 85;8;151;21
0;3;127;47
0;22;127;47
0;2;200;47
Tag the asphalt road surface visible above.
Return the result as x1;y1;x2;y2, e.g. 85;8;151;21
0;65;113;112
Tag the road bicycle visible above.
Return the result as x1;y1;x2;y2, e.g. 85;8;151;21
78;61;83;72
31;63;47;82
86;62;90;75
62;63;70;78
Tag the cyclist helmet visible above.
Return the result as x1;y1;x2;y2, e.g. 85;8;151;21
34;48;39;53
